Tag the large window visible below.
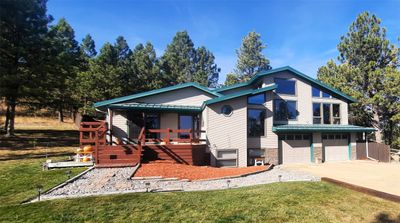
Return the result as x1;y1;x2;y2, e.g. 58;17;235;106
312;86;321;97
275;78;296;95
322;92;331;98
332;104;340;124
323;103;331;124
274;99;297;121
313;103;322;124
248;93;265;105
313;103;341;124
248;109;265;137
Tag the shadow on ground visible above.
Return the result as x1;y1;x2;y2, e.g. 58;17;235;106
373;213;400;223
0;129;79;150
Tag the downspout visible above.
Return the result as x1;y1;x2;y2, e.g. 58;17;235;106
364;132;377;161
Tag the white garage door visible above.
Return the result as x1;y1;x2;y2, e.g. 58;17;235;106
323;134;349;162
281;134;311;164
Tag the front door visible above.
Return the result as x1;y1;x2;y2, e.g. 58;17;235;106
145;114;160;139
179;115;193;139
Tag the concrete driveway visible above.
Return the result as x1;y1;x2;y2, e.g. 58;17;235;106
282;160;400;196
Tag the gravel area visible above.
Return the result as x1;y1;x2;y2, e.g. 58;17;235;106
40;166;320;201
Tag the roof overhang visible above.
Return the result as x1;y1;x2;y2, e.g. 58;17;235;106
205;84;277;105
272;124;376;133
213;66;357;103
108;103;202;113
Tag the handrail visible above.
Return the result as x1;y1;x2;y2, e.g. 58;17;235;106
145;128;205;145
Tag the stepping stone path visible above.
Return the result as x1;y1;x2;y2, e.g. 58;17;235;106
40;166;320;201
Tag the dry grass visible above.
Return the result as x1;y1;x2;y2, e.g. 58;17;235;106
0;116;79;160
0;116;77;131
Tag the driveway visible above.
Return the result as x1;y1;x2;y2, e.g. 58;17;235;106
282;160;400;196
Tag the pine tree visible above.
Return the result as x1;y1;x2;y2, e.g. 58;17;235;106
130;42;161;92
235;31;271;81
317;12;399;144
224;73;240;86
159;31;196;85
81;34;97;58
0;0;52;135
45;18;81;122
193;46;220;87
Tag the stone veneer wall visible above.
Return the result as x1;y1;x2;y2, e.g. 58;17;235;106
314;147;323;163
265;148;278;165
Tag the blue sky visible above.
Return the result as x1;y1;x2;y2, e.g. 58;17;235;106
48;0;400;83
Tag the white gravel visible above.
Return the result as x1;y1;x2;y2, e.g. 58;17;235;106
40;166;320;201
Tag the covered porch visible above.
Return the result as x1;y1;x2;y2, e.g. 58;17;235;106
99;103;208;166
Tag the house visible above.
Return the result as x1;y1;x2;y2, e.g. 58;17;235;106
92;66;375;167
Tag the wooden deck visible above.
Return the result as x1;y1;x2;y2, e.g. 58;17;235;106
80;121;207;168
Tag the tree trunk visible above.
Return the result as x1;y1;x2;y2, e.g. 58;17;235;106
4;102;10;131
58;107;64;122
5;99;16;137
372;109;383;143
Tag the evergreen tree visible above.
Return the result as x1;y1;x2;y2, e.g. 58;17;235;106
224;73;240;86
130;42;161;92
159;31;196;85
0;0;52;135
193;46;220;87
81;34;97;58
317;12;399;144
235;31;271;81
45;18;81;122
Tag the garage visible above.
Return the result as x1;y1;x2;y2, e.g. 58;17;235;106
323;134;349;162
280;134;311;164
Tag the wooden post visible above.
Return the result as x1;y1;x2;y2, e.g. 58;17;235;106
189;129;193;145
108;108;113;145
166;128;171;145
95;130;99;164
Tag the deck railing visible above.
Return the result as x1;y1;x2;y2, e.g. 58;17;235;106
144;128;205;145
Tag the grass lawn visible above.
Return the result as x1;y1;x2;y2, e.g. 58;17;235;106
0;181;399;223
0;157;86;206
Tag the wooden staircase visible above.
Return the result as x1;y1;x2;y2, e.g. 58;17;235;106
79;121;144;168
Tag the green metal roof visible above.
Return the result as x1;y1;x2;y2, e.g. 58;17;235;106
272;124;376;133
213;66;357;103
204;84;277;105
108;103;202;113
94;82;221;108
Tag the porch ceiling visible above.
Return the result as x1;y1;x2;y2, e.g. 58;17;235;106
272;124;376;133
108;103;202;113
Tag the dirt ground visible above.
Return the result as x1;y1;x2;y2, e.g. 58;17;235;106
282;160;400;196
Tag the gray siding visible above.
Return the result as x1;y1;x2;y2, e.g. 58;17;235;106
126;87;214;107
111;110;128;141
206;97;248;167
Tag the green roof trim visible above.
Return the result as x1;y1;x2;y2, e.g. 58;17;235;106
213;66;357;103
205;84;277;105
272;124;376;133
94;82;222;108
108;103;202;113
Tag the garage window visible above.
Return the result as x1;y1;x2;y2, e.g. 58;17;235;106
286;135;294;140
